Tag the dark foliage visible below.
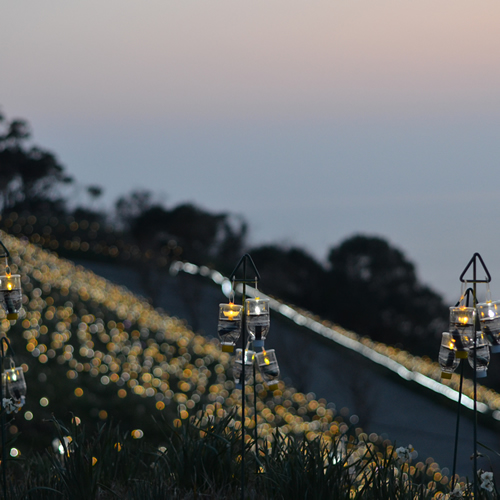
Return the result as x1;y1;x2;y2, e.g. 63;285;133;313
249;245;325;312
323;235;447;353
0;112;71;214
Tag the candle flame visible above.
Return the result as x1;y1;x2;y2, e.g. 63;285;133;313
458;316;469;324
262;349;270;365
223;306;239;320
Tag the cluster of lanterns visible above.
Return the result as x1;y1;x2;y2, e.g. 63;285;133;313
439;297;500;380
0;240;26;415
218;294;280;391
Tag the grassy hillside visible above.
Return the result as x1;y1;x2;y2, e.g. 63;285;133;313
0;233;487;498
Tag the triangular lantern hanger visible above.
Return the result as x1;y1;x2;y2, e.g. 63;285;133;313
229;253;261;284
0;240;10;259
459;252;491;283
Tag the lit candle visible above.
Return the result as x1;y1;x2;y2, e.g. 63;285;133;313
245;297;270;347
218;303;243;352
0;273;22;319
256;349;280;389
449;306;476;355
477;300;500;353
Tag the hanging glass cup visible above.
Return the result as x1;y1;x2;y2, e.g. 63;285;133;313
232;348;254;389
467;331;490;378
0;273;21;320
2;360;26;414
449;306;475;357
245;297;270;347
476;300;500;353
438;332;459;379
218;303;243;352
4;362;26;403
255;349;280;390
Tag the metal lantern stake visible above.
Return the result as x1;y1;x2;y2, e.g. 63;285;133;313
445;253;492;497
221;254;281;500
0;239;24;500
227;254;260;500
0;337;26;500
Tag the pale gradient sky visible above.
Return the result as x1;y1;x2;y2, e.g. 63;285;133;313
2;0;500;301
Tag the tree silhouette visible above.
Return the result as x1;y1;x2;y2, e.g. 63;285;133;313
322;235;447;353
248;245;324;311
0;112;72;214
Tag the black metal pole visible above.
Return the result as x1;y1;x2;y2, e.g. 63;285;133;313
253;360;258;474
240;277;246;500
451;361;464;490
473;263;478;498
0;240;13;500
0;338;8;500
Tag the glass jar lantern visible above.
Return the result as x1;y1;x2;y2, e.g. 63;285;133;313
232;349;254;389
476;300;500;353
449;306;476;357
0;274;21;320
4;364;26;403
438;332;460;379
467;331;490;378
218;303;243;352
255;349;280;390
245;297;270;347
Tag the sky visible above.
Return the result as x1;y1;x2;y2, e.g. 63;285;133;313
2;0;500;302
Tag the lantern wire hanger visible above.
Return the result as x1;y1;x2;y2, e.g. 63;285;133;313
230;278;235;304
